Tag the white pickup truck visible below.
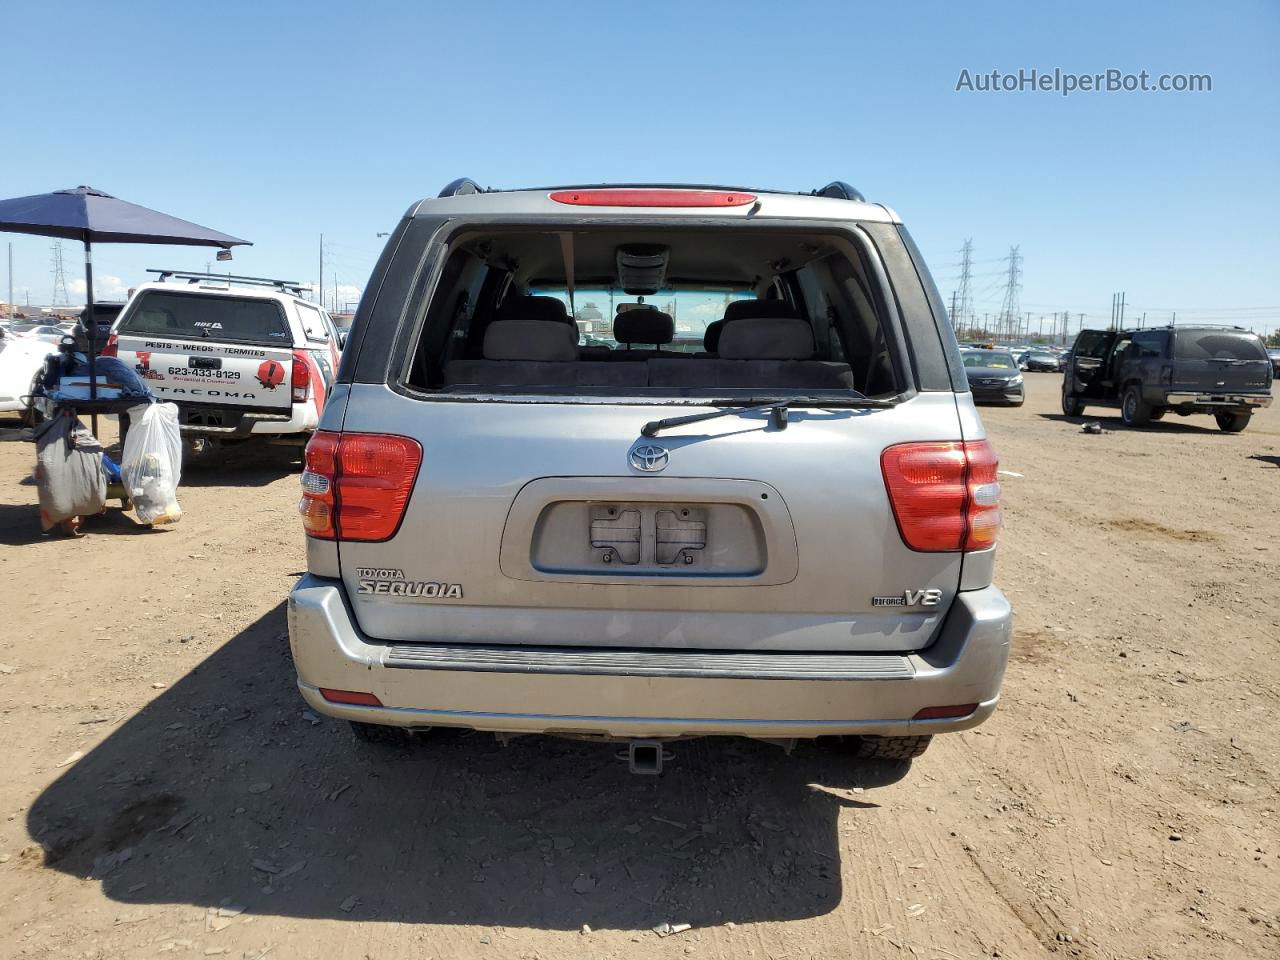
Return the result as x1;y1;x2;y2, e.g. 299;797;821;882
103;272;342;444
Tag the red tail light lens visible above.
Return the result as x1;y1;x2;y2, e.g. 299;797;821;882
319;688;383;707
881;440;1001;552
100;334;119;358
291;351;311;403
549;189;757;208
299;431;422;542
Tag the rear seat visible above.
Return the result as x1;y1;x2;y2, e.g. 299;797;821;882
702;299;800;355
648;317;855;390
443;319;645;388
444;312;854;392
607;308;690;360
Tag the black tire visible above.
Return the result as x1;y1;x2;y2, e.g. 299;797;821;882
1149;407;1165;421
20;370;44;428
1061;387;1085;417
855;735;932;761
1121;385;1151;427
1215;412;1251;433
349;720;411;746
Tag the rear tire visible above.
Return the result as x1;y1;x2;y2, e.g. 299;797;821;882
855;735;932;761
1215;412;1251;433
1061;387;1085;417
1121;385;1151;427
1149;407;1165;421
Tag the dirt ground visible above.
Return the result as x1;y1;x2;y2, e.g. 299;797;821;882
0;375;1277;960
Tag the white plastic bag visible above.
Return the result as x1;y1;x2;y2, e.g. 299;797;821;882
34;415;108;531
122;402;183;525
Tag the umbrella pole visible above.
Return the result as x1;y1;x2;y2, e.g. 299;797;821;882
83;237;98;434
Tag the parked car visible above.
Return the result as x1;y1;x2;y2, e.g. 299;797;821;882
1268;348;1280;378
1062;326;1273;431
0;333;58;423
287;178;1012;772
962;348;1024;405
21;324;70;345
1020;350;1060;372
102;271;342;446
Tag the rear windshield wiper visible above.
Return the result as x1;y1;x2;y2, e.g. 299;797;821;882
641;396;895;437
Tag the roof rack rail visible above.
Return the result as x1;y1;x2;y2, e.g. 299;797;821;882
439;177;485;197
812;181;866;202
147;269;310;297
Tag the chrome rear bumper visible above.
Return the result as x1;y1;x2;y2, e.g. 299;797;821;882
287;575;1011;740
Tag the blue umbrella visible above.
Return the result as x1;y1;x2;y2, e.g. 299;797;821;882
0;186;250;403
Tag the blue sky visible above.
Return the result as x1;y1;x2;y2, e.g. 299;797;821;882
2;0;1277;337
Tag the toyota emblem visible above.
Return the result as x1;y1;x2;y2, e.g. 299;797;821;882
629;444;670;473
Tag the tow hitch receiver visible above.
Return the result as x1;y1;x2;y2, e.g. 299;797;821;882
628;740;668;775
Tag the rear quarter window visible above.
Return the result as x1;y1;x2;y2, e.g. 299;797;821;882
1174;330;1267;361
118;290;292;346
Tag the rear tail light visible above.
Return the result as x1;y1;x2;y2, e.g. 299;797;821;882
881;439;1001;552
299;430;422;542
100;334;118;358
549;189;756;208
291;350;311;403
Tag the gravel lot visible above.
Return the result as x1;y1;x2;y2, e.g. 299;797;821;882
0;374;1277;960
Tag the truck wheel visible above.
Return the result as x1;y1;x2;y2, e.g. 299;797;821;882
855;735;932;760
1061;387;1085;417
1121;386;1151;427
1214;412;1251;433
1149;407;1165;421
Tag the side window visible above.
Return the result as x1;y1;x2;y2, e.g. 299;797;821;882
1074;331;1109;359
1132;331;1165;358
296;302;329;343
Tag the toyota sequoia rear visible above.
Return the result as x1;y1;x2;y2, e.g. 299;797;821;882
287;181;1011;772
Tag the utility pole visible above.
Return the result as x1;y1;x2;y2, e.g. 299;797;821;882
6;243;12;321
1119;291;1126;328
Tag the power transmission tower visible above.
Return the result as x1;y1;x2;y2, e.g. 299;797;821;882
952;238;974;331
50;240;70;306
995;246;1022;341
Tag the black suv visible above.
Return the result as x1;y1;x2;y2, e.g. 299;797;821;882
1062;326;1273;431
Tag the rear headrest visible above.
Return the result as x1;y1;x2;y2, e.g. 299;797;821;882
483;319;577;362
614;309;674;346
706;300;801;352
718;317;815;360
497;294;572;325
723;299;800;323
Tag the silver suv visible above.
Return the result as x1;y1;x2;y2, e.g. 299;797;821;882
287;180;1011;772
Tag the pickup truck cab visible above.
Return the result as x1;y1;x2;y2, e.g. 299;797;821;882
103;271;342;445
1062;326;1273;431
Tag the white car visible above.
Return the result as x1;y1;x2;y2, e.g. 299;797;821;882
0;334;57;419
103;271;343;444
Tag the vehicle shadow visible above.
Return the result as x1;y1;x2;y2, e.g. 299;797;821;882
1036;412;1226;435
1250;454;1280;469
181;444;301;488
27;604;908;930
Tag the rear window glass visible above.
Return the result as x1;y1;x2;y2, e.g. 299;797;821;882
962;350;1015;369
119;290;291;346
1174;330;1266;361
